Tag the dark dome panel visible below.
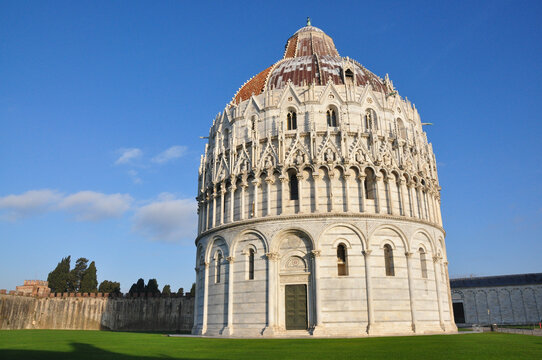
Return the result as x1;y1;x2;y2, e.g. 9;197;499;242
232;24;385;103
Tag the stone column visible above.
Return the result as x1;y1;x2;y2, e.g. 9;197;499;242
219;183;226;225
374;174;381;214
405;251;417;333
415;185;423;219
359;175;366;212
202;261;210;334
385;176;394;215
431;192;439;224
329;172;335;212
252;179;260;218
265;176;274;216
279;175;288;215
311;250;324;335
408;182;416;218
422;189;430;221
433;256;445;330
398;178;407;216
344;173;351;212
363;250;374;334
211;186;217;228
313;172;320;213
436;195;443;226
297;173;304;213
432;192;439;224
224;256;235;335
197;202;202;234
230;183;236;223
240;182;247;220
205;193;210;231
425;190;434;223
263;252;279;336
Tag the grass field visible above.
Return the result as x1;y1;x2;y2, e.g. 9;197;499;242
0;330;541;360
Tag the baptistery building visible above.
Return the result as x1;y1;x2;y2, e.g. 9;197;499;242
192;21;456;337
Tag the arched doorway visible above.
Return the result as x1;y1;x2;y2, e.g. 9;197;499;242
276;231;314;331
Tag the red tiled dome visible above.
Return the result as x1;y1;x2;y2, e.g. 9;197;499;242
233;23;386;104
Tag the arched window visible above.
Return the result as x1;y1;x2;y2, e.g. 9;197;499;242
384;244;395;276
287;110;297;130
251;115;257;131
344;68;354;85
223;129;229;148
397;118;407;138
365;109;378;131
289;172;299;200
419;248;428;279
326;108;337;127
337;244;348;276
248;248;255;280
215;252;222;283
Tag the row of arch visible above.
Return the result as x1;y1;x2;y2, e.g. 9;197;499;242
284;107;411;139
197;222;446;264
199;164;441;234
193;222;452;335
452;287;542;325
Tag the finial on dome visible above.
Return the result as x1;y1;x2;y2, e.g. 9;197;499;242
307;17;311;26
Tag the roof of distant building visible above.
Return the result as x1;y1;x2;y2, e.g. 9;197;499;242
450;273;542;288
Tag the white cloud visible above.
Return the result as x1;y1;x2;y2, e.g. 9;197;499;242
115;148;142;165
58;191;133;221
152;145;186;164
0;189;62;220
133;193;197;242
128;170;142;184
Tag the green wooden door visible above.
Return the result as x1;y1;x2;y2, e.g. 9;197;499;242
285;284;308;330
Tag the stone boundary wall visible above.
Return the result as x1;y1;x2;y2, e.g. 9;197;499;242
0;293;194;331
451;284;542;326
496;327;542;336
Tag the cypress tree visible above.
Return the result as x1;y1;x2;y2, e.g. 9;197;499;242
70;257;88;292
146;278;160;295
80;261;98;293
162;285;171;295
190;282;196;296
47;256;71;293
136;278;145;293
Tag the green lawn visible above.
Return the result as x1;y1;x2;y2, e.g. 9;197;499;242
0;330;541;360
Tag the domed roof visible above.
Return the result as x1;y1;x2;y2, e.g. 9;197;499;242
233;20;386;104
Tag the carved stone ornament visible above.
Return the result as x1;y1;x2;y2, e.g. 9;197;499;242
265;252;280;261
226;256;235;263
310;250;322;258
285;256;306;270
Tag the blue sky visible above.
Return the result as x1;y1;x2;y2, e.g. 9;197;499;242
1;1;541;292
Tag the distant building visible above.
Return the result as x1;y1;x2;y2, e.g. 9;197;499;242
450;273;542;326
16;280;51;297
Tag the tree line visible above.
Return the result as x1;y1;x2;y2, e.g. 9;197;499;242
47;256;194;295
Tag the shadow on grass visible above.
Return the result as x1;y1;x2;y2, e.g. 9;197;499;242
0;342;215;360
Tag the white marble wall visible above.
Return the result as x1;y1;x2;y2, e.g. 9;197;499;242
192;216;456;337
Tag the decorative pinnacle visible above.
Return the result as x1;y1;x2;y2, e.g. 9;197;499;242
307;17;311;26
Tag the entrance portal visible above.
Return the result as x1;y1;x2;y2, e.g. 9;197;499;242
285;284;308;330
453;302;465;324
